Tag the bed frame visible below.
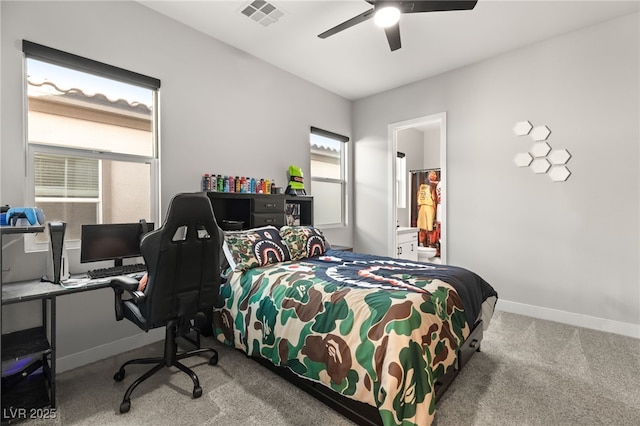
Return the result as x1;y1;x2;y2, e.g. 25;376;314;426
250;319;484;425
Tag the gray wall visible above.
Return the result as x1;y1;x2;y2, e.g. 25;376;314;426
353;13;639;336
1;0;352;370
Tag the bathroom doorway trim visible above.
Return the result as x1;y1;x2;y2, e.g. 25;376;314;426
389;112;447;263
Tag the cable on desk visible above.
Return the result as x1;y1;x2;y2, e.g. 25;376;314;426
59;278;91;289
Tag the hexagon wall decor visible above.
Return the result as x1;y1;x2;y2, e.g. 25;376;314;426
513;121;571;182
549;166;571;182
530;158;551;174
530;125;551;141
530;142;551;158
548;149;571;165
513;121;533;136
514;152;533;167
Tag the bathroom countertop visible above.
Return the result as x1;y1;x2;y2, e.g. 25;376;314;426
396;226;419;234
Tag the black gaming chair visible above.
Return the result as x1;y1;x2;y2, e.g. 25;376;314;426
109;192;222;413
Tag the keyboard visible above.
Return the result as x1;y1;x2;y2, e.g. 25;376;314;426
87;263;146;279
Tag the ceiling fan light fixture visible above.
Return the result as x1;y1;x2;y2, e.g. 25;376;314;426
374;6;401;28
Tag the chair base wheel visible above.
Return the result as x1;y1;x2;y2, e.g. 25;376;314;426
193;386;202;398
119;400;131;413
209;352;218;366
114;369;125;382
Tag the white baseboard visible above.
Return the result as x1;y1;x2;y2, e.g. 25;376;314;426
497;299;640;339
56;329;164;373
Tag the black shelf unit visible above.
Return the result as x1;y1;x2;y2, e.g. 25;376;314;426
1;327;51;362
207;192;313;229
0;226;45;235
1;327;53;424
284;196;314;227
1;372;51;424
1;227;54;424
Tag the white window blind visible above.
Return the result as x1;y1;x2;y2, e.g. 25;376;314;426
34;154;99;198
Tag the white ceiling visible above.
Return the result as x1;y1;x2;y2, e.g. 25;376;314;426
139;0;639;100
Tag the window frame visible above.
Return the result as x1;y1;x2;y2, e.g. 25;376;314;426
22;41;160;252
309;127;349;228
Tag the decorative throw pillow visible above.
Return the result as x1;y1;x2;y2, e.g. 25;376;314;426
279;226;327;261
223;226;291;272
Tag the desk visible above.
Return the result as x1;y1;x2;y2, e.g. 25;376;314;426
1;277;111;422
2;277;111;304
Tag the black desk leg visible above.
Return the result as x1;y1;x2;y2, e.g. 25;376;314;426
42;297;56;408
50;297;56;408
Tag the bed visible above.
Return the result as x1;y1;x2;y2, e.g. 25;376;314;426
212;225;498;426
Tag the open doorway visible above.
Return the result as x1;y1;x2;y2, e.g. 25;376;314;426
389;112;447;263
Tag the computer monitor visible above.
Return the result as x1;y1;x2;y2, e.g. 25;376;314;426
80;222;154;267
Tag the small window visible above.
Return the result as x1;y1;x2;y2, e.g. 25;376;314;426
396;152;407;208
309;127;348;226
23;41;160;250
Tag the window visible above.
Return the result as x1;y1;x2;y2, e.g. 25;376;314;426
23;41;160;249
309;127;348;226
396;152;407;208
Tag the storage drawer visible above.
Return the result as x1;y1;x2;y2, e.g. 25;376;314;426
397;231;418;245
252;196;285;213
251;212;285;228
458;320;483;370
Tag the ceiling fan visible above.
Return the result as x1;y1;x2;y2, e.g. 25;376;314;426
318;1;478;52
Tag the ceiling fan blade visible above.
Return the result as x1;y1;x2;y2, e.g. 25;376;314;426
384;24;401;51
318;8;375;39
401;0;478;14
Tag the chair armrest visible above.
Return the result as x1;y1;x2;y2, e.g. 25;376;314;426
111;275;140;292
110;276;146;321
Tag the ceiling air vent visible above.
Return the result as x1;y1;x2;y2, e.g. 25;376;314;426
240;0;285;27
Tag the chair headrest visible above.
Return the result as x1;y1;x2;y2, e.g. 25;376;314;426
148;193;220;245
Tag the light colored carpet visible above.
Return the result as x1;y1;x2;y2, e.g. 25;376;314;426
20;311;640;425
434;311;640;425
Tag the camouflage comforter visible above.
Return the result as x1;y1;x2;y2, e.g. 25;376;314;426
213;250;494;425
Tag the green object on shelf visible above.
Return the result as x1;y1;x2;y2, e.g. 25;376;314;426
286;165;306;195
